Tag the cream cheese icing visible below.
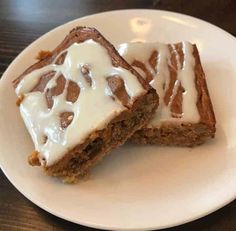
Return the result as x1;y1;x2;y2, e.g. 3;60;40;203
118;41;200;127
16;40;146;166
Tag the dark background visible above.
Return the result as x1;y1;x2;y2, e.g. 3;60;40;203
0;0;235;230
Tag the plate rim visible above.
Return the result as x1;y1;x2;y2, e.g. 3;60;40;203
0;9;236;231
1;8;236;84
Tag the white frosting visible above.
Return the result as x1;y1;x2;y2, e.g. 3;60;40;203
16;40;146;166
118;41;200;127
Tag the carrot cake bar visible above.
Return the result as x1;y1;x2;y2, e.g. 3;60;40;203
118;42;216;146
13;27;158;182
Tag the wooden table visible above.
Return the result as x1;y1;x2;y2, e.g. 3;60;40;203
0;0;235;230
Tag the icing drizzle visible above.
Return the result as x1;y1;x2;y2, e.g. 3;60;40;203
118;41;200;127
16;40;146;166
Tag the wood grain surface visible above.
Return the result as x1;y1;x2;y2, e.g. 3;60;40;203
0;0;235;230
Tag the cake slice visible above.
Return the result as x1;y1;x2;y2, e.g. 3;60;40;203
13;27;158;182
118;42;216;146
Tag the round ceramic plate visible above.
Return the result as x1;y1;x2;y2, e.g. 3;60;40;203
0;10;236;231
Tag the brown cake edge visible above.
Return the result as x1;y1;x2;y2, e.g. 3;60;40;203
193;44;216;129
131;122;214;147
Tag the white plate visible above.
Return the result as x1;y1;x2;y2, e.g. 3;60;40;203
0;9;236;231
